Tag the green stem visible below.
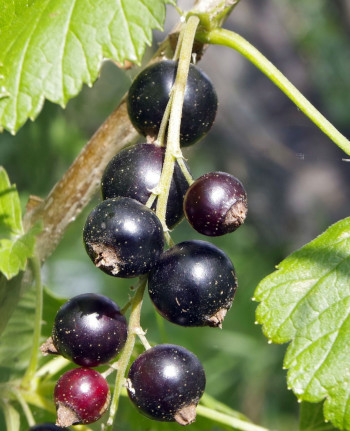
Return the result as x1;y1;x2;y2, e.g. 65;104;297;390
35;356;70;380
105;276;148;430
21;256;43;389
196;405;271;431
177;157;194;185
12;388;35;427
196;28;350;156
156;15;200;231
1;400;20;431
154;94;173;147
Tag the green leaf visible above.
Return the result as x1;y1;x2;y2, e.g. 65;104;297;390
0;0;36;30
0;284;66;382
0;166;23;236
300;402;338;431
0;166;42;279
0;222;42;279
255;217;350;430
0;273;23;337
0;0;174;133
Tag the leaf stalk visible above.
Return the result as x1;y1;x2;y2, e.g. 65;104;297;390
196;28;350;156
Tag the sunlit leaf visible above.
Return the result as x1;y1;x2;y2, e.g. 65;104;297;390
0;222;42;279
255;217;350;430
0;0;175;133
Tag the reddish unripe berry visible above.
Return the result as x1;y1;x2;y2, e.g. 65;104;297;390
184;171;247;236
54;368;110;427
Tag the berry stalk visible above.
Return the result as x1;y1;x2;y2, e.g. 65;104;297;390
196;28;350;156
106;275;148;430
197;405;271;431
155;15;200;234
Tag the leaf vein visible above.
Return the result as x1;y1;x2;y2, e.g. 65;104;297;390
274;256;350;338
59;0;79;102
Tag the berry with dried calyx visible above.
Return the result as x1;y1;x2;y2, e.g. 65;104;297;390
127;344;205;424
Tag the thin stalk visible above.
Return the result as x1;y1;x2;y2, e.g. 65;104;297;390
35;356;70;380
12;388;35;427
196;28;350;156
177;157;194;185
156;15;200;231
154;93;174;147
21;256;43;389
173;21;186;61
137;332;152;350
120;298;132;315
105;276;148;430
196;405;271;431
1;400;20;431
21;389;56;413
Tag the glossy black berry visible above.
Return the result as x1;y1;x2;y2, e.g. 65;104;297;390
127;344;205;424
50;293;127;367
127;60;218;146
101;143;190;228
54;368;110;427
148;240;237;327
184;172;247;236
83;197;164;278
28;424;66;431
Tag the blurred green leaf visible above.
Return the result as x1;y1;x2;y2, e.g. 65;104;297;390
0;273;22;337
255;217;350;429
0;166;22;236
0;284;66;382
0;0;174;133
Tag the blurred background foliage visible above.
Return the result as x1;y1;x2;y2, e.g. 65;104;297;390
0;0;349;430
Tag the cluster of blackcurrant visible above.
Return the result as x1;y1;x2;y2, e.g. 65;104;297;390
36;58;247;431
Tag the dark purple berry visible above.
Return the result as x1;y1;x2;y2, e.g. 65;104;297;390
148;240;237;327
101;143;190;228
127;344;205;424
127;60;218;147
28;424;66;431
83;197;164;278
54;368;110;426
184;172;247;236
50;293;127;367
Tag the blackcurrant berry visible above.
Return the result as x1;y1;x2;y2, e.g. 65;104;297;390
127;344;205;424
101;143;190;228
47;293;128;367
83;197;164;278
148;240;237;327
184;172;248;236
127;60;218;146
28;424;67;431
54;368;110;427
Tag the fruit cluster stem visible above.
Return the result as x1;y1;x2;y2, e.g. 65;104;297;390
105;275;148;430
155;15;200;236
196;28;350;156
